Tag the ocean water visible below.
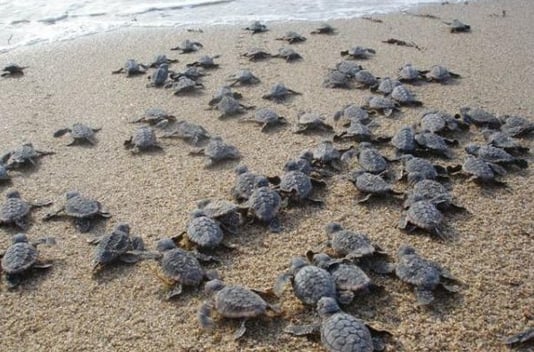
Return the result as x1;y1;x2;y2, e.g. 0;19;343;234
0;0;458;53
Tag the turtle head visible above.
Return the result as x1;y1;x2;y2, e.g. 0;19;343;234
234;164;249;175
289;256;308;274
284;160;299;172
358;141;373;150
464;143;480;155
398;244;416;257
324;222;343;236
254;176;269;188
66;191;80;200
156;238;177;252
115;223;130;234
6;189;21;199
204;279;225;295
317;297;341;318
298;150;313;161
12;233;28;244
312;253;332;269
191;209;206;218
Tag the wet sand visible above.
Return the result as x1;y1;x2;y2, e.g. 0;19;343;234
0;0;533;351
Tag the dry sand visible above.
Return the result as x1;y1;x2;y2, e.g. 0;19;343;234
0;0;533;351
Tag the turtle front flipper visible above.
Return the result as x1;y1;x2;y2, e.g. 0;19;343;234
53;128;71;138
284;323;320;336
233;319;249;340
43;206;65;220
75;218;94;233
268;217;282;233
273;272;291;297
198;301;215;330
14;217;28;230
414;287;434;305
337;290;355;305
5;273;22;288
166;283;183;300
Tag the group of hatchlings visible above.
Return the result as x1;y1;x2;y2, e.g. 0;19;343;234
2;17;533;351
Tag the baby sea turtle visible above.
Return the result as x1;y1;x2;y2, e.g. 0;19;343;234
399;155;449;185
355;142;390;174
395;245;460;305
363;96;399;117
170;76;205;95
414;132;456;158
499;115;534;137
335;61;363;78
178;210;224;250
226;69;260;86
333;104;371;126
198;279;280;340
398;64;427;83
148;54;179;68
196;198;242;235
334;121;390;144
483;130;529;154
390;85;423;106
404;179;464;212
451;155;507;185
391;125;416;155
285;297;390;352
132;108;176;128
244;21;268;34
446;19;471;33
309;141;347;174
324;223;388;262
263;83;301;103
399;200;445;238
374;77;402;95
232;165;265;202
53;123;101;145
146;63;170;88
124;126;162;153
2;63;27;77
208;86;242;106
420;110;467;134
0;190;51;230
187;55;220;69
294;112;334;134
311;23;336;35
1;233;54;288
170;66;207;81
465;143;528;169
239;108;288;132
278;166;322;204
272;47;303;62
340;46;376;59
170;39;203;53
284;151;314;176
348;171;402;203
457;107;501;129
1;143;54;170
323;70;351;89
155;238;218;299
240;177;283;232
354;70;379;89
213;95;254;119
190;136;240;167
161;120;210;145
241;47;272;61
112;59;147;76
43;191;111;232
425;65;461;82
276;31;306;44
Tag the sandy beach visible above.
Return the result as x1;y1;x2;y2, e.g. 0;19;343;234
1;0;533;351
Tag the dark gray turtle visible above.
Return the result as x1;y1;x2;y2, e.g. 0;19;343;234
1;233;54;288
91;223;146;274
334;121;390;144
395;245;460;305
148;54;178;68
340;46;376;59
404;179;464;212
146;63;170;88
132;108;176;128
198;279;280;340
274;256;342;306
503;328;534;349
284;151;314;176
420;110;467;134
399;155;449;185
311;23;336;34
53;123;101;145
42;191;111;232
111;59;147;76
482;130;529;154
124;126;162;153
207;85;242;106
2;63;28;77
414;131;456;158
0;190;51;230
239;107;288;132
294;112;334;134
262;83;301;103
391;125;416;155
347;171;402;203
355;142;390;174
170;39;203;53
186;55;220;69
323;70;351;89
333;104;372;126
190;136;241;167
465;143;528;169
272;47;303;62
278;166;322;204
161;120;210;145
1;143;54;170
457;107;501;129
180;210;224;250
232;165;264;202
398;64;427;83
374;77;402;95
170;76;205;95
499;115;534;137
244;20;268;34
399;200;445;238
276;31;306;44
390;85;423;106
311;141;347;172
241;47;272;61
240;177;283;232
335;61;363;78
0;164;10;182
196;198;242;235
354;70;379;89
170;66;207;81
451;155;507;185
213;95;254;119
324;223;387;262
285;297;390;352
226;69;260;86
446;19;471;33
363;96;399;117
425;65;461;82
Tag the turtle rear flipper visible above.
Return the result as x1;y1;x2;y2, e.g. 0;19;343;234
414;287;434;305
268;217;282;233
111;68;124;74
53;128;71;138
166;283;183;300
5;273;22;288
14;218;28;230
503;328;534;348
273;272;291;297
284;323;320;336
234;319;249;340
198;301;215;330
75;218;93;233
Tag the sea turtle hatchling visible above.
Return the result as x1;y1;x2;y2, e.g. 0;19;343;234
363;96;399;117
390;85;423;106
213;95;254;119
323;70;351;89
148;54;179;68
226;69;260;86
42;191;111;232
53;123;101;145
482;130;529;154
189;136;240;167
124;126;162;153
111;59;147;76
420;110;467;134
354;142;391;175
414;132;456;158
272;47;303;62
347;171;403;203
457;107;501;129
285;297;390;352
262;83;301;103
239;108;288;132
398;64;427;83
131;108;176;128
334;120;390;144
186;55;220;69
403;179;464;212
446;19;471;33
0;190;51;230
425;65;461;82
310;141;347;173
390;125;416;155
311;23;336;35
170;76;205;95
499;115;534;137
1;233;55;288
450;155;507;186
465;143;528;169
198;279;281;340
340;46;376;59
333;104;371;126
399;200;446;238
294;112;334;134
276;31;306;44
240;177;283;232
335;61;363;78
398;155;449;185
170;66;207;81
1;143;54;170
244;21;268;34
2;63;28;77
146;63;170;88
196;198;242;235
353;70;379;89
161;120;210;145
241;47;272;61
177;210;224;250
232;165;266;202
170;39;203;53
207;86;242;106
395;245;460;305
374;77;402;95
278;165;323;204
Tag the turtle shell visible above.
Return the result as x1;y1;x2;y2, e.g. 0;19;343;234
204;137;240;161
247;187;281;222
321;312;374;352
329;228;376;258
131;127;158;149
358;147;388;174
161;248;204;286
1;241;37;274
403;156;439;182
293;265;337;306
94;227;131;265
64;194;102;218
462;156;503;181
405;180;452;208
405;200;443;233
187;215;224;249
70;123;96;139
391;126;416;153
395;247;441;289
214;285;268;318
330;263;372;293
279;170;313;200
354;172;393;194
1;197;30;222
